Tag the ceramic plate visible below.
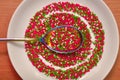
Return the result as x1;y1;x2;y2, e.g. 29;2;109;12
7;0;119;80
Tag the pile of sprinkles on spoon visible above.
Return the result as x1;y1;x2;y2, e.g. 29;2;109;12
25;2;105;80
43;25;83;53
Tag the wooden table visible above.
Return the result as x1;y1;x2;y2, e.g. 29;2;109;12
0;0;119;80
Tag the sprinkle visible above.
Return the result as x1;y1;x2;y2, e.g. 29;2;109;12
25;2;104;80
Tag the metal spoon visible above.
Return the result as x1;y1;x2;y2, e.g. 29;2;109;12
0;25;83;54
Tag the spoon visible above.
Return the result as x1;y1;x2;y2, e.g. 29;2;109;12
0;25;83;54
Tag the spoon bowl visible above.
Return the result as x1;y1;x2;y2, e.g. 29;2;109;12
38;25;83;54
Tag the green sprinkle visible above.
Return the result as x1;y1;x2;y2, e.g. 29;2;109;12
58;45;64;50
77;60;82;63
47;26;51;31
72;76;75;79
30;40;35;44
32;46;36;48
53;71;58;76
98;50;103;55
42;13;46;17
87;58;90;61
67;70;71;78
62;61;66;64
88;29;91;33
83;53;87;57
92;41;97;44
102;30;105;33
81;73;85;77
35;16;39;20
98;37;102;41
37;46;40;49
46;23;51;31
44;49;49;53
54;54;57;58
80;10;83;13
73;15;78;21
46;71;51;76
61;70;66;73
33;58;39;62
71;61;74;64
87;64;90;66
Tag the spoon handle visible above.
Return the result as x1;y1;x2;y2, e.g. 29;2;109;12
0;38;34;41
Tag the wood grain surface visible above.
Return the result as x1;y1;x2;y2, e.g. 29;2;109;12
0;0;119;80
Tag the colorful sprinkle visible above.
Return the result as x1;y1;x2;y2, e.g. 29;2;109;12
25;2;105;80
